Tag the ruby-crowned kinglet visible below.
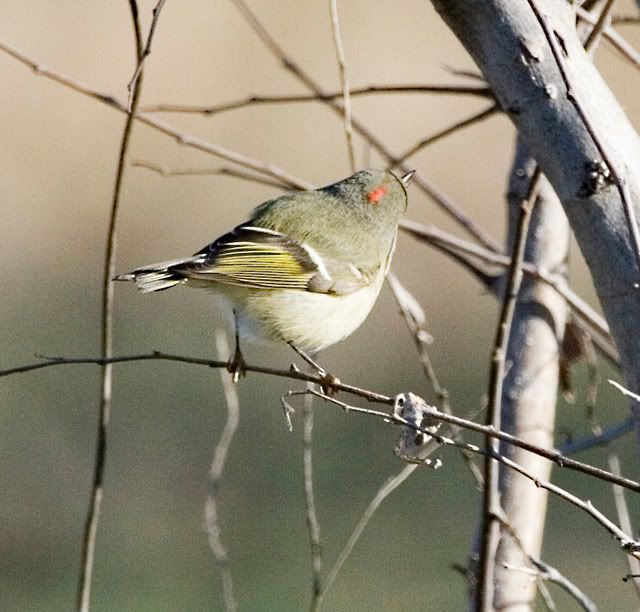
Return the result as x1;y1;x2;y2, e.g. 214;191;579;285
117;168;413;377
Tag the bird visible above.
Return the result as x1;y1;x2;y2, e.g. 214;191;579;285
116;168;413;381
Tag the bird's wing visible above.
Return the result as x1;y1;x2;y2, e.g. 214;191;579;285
168;225;375;295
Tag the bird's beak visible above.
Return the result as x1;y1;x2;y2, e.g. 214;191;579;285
400;170;416;187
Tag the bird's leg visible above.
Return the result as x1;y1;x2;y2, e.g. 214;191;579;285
227;310;247;383
287;342;340;395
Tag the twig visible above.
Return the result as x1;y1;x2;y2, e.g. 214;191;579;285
607;452;640;600
229;0;500;252
609;378;640;403
76;4;143;610
392;103;499;166
386;272;439;396
205;331;239;611
606;379;640;599
576;7;640;68
132;159;291;189
4;352;640;492
317;403;487;608
583;0;617;52
305;390;639;552
329;0;355;172
559;417;633;455
387;272;483;484
140;83;493;114
477;167;541;611
3;28;499;251
497;514;597;612
1;351;393;403
127;0;167;110
0;39;312;191
531;2;640;276
316;464;418;609
441;64;486;81
303;391;323;610
497;449;635;551
611;15;640;26
400;218;619;366
532;559;598;612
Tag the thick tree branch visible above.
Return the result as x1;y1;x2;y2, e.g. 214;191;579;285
477;166;541;611
429;0;640;439
493;145;570;609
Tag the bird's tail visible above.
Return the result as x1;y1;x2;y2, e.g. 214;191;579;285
114;257;197;293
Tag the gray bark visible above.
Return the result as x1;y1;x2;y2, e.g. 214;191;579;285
493;144;569;610
429;0;640;433
427;1;640;608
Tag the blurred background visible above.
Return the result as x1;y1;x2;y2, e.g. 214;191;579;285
2;1;640;609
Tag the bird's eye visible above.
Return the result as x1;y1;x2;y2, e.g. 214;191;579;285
367;185;388;204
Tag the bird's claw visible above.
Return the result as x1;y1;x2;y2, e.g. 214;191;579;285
318;370;341;396
227;348;247;383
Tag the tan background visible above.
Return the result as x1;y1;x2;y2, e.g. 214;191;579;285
1;1;639;609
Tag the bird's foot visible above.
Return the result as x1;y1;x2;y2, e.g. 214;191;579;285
318;370;341;396
227;347;247;383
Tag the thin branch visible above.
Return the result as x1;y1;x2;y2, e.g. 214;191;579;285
305;390;639;552
4;351;640;492
559;417;633;455
583;0;617;52
329;0;355;172
1;352;393;403
477;167;541;611
140;83;493;114
127;0;167;110
606;379;640;598
132;159;291;189
314;272;482;608
2;29;498;251
611;15;640;26
530;2;640;275
441;64;486;81
496;448;635;551
400;218;619;366
532;559;598;612
387;271;483;484
229;0;501;252
387;272;441;399
497;514;598;612
609;378;640;403
316;464;418;609
303;391;323;611
0;39;312;191
392;103;499;166
12;354;640;500
607;452;640;600
205;331;240;612
76;5;143;610
576;7;640;68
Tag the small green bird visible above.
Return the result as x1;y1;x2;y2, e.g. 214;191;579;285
117;168;412;379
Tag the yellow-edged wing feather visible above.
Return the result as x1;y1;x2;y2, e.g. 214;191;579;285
168;225;373;294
